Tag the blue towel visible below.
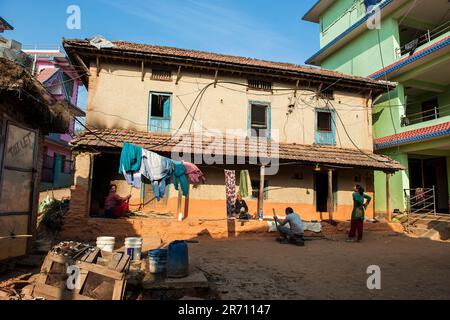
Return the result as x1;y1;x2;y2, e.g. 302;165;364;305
172;160;188;196
119;142;142;174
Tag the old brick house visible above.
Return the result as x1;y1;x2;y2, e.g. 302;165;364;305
61;38;402;241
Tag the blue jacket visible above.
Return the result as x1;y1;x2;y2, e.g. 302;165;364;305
172;160;188;196
151;157;173;200
119;142;142;174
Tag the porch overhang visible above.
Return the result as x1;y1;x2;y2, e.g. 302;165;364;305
71;128;404;172
374;121;450;150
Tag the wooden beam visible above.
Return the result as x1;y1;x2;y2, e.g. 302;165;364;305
176;65;182;85
257;165;265;219
96;55;100;77
214;69;219;88
294;79;300;97
74;54;90;76
386;172;391;222
141;61;145;82
327;169;334;221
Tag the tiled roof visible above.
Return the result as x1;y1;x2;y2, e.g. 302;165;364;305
71;128;403;171
63;39;395;91
374;122;450;150
370;35;450;79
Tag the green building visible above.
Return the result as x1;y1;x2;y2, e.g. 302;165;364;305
303;0;450;215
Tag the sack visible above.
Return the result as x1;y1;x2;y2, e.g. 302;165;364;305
355;206;364;218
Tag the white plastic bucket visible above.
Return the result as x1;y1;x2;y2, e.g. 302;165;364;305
96;236;115;252
125;237;143;261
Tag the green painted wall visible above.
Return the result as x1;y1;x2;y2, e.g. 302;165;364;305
374;138;450;213
372;85;405;139
374;151;409;213
320;0;366;47
321;17;399;76
313;0;450;215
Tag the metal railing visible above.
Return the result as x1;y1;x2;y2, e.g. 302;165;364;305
404;187;436;227
401;103;450;127
396;20;450;58
404;187;436;231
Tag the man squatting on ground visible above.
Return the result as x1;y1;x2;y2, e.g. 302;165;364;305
274;207;305;242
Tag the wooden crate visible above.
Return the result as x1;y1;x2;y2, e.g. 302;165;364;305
33;248;130;300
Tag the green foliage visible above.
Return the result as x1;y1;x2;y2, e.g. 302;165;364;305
41;199;69;231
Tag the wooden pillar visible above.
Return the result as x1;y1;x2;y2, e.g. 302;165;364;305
327;169;334;221
177;188;183;221
386;172;391;222
257;165;265;218
183;184;190;219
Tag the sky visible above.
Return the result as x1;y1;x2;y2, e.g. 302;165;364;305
1;0;320;109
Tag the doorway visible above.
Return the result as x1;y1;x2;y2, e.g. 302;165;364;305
408;157;449;213
315;171;337;213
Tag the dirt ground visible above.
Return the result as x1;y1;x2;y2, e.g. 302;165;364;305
189;232;450;300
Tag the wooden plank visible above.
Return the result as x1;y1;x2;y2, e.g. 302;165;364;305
112;279;126;300
76;261;124;280
115;254;131;273
107;253;122;270
33;283;94;301
85;248;100;264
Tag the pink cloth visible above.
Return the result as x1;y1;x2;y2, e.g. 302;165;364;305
105;192;125;210
183;161;206;185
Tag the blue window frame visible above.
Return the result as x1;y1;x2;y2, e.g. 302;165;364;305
315;109;335;146
148;92;172;133
248;101;271;138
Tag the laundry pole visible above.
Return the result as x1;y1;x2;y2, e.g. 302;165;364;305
327;169;334;221
258;165;265;218
177;188;183;221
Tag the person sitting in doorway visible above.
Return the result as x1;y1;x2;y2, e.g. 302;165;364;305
274;207;305;244
104;184;131;219
234;194;251;219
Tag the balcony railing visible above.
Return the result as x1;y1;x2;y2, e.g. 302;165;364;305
396;21;450;58
401;103;450;127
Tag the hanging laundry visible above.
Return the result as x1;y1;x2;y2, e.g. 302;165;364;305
183;161;205;185
119;142;142;174
122;166;142;189
224;170;236;216
238;170;251;198
140;149;172;200
172;160;189;196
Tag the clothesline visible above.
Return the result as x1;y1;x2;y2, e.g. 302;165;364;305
119;142;205;202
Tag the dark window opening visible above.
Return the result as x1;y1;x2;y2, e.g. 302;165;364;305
151;94;171;118
421;98;439;122
250;104;268;137
151;69;172;82
317;111;332;132
319;89;334;100
248;79;272;91
251;179;269;200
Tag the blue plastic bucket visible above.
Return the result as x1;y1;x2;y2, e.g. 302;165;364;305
167;240;189;278
148;249;168;274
